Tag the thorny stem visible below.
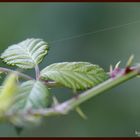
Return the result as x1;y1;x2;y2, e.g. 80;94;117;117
0;67;33;80
25;65;140;117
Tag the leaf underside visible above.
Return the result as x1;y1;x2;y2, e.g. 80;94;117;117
40;62;108;91
1;38;48;69
12;80;50;111
0;73;18;113
8;80;51;127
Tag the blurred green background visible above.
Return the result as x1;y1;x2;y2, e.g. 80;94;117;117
0;2;140;137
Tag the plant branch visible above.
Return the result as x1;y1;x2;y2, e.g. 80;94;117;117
35;65;40;80
28;66;140;117
0;67;33;80
5;65;140;119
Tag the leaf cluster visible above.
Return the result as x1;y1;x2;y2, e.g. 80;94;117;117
0;38;108;131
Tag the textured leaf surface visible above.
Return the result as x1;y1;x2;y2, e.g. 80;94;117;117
13;80;50;111
9;80;51;127
40;62;108;90
1;38;48;69
0;73;18;115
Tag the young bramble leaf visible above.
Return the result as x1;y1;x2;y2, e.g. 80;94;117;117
12;80;51;111
9;80;51;127
1;38;48;69
40;62;108;91
0;73;18;118
0;87;2;92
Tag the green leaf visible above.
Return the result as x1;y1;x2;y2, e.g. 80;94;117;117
0;87;3;92
9;80;51;127
13;80;51;111
0;73;18;116
40;62;108;91
1;38;48;69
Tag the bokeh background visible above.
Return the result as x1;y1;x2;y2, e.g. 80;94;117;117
0;2;140;137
